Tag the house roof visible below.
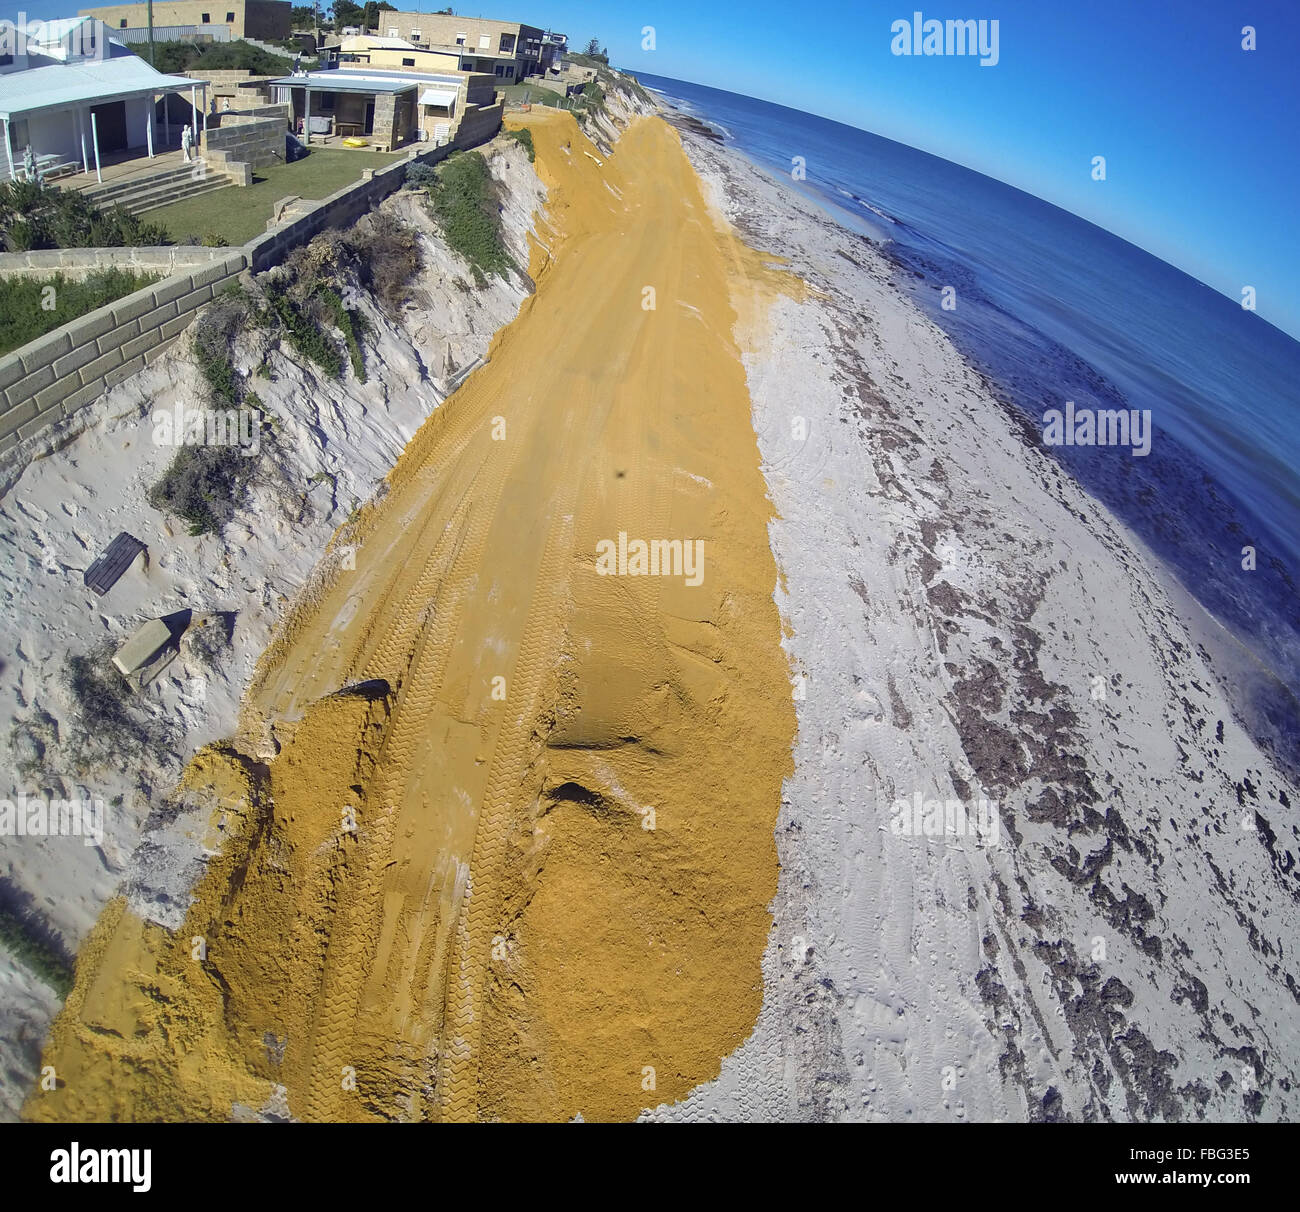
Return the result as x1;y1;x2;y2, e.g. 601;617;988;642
268;71;419;95
0;53;204;120
269;68;466;95
339;35;418;52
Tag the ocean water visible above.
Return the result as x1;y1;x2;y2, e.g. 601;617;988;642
636;71;1300;769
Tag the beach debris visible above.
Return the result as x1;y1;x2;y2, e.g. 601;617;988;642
82;532;147;598
112;617;180;691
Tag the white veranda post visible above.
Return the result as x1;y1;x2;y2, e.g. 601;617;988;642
2;119;14;183
90;110;102;183
76;108;88;173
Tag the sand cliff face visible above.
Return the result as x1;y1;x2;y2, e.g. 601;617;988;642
24;110;800;1123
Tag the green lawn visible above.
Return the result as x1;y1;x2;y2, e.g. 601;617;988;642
147;148;407;247
499;81;570;108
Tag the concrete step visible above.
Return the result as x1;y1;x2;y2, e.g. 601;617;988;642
83;164;204;207
126;176;234;216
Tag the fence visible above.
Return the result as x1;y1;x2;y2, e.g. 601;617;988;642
113;26;232;45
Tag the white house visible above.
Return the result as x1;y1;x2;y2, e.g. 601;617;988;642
0;16;210;183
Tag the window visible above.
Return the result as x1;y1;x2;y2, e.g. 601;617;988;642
387;27;398;37
401;57;414;66
410;29;422;41
499;33;515;53
478;34;490;49
201;13;210;23
226;11;235;22
119;18;127;27
455;33;466;45
494;65;503;76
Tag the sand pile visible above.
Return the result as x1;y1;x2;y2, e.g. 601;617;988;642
26;111;799;1122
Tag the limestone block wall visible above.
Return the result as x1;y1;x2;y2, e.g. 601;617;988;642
0;252;248;456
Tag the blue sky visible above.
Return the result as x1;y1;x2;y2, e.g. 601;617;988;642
4;1;1296;336
533;0;1300;339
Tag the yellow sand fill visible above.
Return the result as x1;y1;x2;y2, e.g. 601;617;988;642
26;111;800;1123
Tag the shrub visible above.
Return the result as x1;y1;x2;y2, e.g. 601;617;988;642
426;151;515;284
153;39;292;76
0;182;169;252
320;286;367;382
148;442;256;536
188;614;234;669
191;288;253;405
0;269;158;356
349;211;421;315
405;162;439;190
0;877;74;996
578;81;607;111
62;646;175;769
505;127;535;162
264;281;343;378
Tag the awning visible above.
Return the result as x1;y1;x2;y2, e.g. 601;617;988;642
418;88;459;107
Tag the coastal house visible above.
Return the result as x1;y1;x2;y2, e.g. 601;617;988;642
0;17;212;185
366;12;545;82
76;1;291;42
329;34;462;75
267;64;496;149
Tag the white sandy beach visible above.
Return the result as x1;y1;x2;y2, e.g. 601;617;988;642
644;122;1299;1121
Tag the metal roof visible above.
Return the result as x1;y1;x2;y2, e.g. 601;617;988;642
267;71;419;95
0;55;204;120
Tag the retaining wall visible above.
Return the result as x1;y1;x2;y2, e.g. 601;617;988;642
0;252;248;455
0;247;234;281
202;110;288;174
0;98;506;453
246;107;503;272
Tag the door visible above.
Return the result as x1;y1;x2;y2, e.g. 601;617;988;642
364;103;374;135
89;100;128;152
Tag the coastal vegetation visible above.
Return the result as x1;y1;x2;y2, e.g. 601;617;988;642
0;876;75;997
151;40;293;77
419;151;515;284
505;127;536;162
151;287;264;536
0;181;169;252
0;269;159;356
62;646;175;772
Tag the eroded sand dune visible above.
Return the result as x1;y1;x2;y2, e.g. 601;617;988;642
26;112;799;1123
